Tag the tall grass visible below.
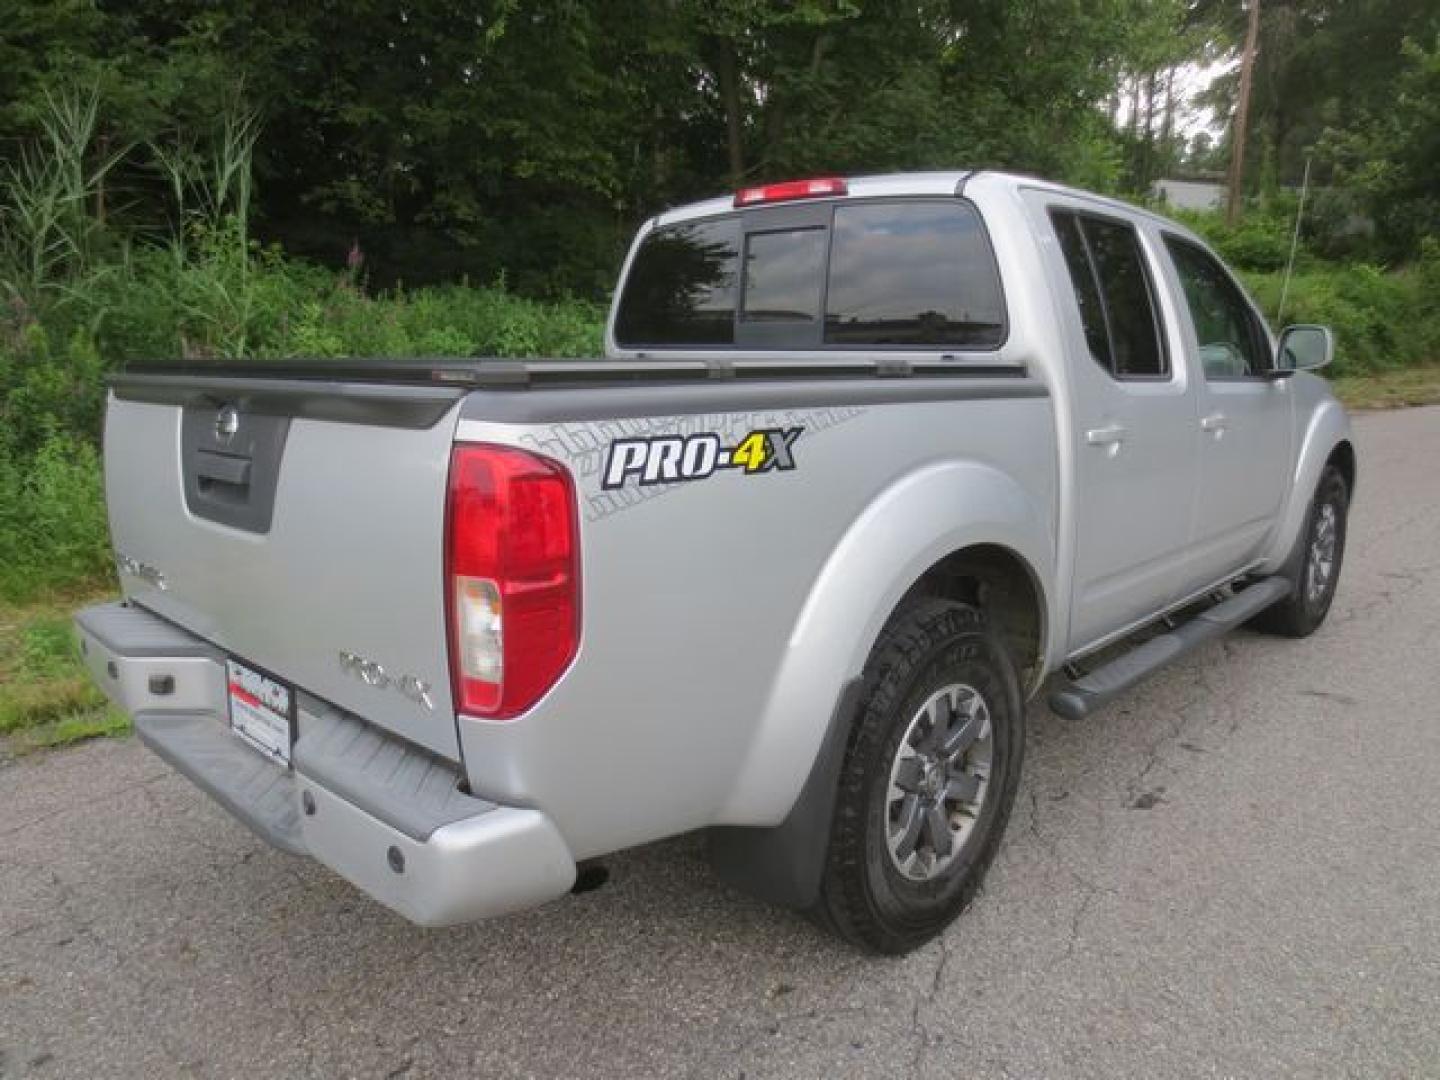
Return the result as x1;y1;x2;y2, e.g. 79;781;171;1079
0;428;111;601
0;87;128;305
0;87;605;603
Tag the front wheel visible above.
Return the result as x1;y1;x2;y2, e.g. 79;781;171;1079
813;599;1024;954
1251;463;1349;638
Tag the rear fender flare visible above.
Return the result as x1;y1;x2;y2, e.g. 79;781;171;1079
716;460;1055;826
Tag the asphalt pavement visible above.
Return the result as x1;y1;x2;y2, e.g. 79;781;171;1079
3;405;1439;1079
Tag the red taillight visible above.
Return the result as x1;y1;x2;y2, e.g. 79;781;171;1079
445;444;580;719
733;176;848;207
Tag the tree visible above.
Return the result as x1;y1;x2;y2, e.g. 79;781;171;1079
1317;34;1440;259
1225;0;1260;224
24;0;1431;294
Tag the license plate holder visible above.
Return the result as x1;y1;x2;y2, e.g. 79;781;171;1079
226;658;295;766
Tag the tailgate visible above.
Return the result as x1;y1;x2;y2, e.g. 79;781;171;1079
103;376;464;759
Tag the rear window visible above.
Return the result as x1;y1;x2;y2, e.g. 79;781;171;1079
611;218;741;346
742;228;827;323
825;202;1004;346
613;199;1005;350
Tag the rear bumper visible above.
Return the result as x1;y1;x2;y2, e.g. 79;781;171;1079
75;601;576;925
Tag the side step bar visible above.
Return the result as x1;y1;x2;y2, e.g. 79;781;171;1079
1049;576;1292;721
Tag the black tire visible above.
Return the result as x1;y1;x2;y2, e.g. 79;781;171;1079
812;599;1024;955
1251;463;1349;638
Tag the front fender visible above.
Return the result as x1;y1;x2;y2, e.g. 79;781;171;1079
715;460;1055;825
1259;388;1352;572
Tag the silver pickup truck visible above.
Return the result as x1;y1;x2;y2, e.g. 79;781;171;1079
75;171;1353;954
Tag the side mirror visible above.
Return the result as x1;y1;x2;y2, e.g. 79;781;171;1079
1272;324;1334;377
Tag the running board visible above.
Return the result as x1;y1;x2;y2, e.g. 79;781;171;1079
1049;576;1292;721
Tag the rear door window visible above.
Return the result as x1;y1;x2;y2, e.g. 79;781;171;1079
1051;209;1168;379
1050;212;1111;365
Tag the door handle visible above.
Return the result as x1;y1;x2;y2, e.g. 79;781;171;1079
1085;424;1127;447
1200;412;1230;433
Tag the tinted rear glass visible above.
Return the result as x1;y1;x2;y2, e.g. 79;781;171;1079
612;218;740;346
1082;216;1166;377
825;202;1004;346
741;228;826;323
1051;212;1111;366
613;199;1006;350
1050;209;1167;378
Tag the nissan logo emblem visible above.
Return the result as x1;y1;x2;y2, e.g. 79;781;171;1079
215;405;240;443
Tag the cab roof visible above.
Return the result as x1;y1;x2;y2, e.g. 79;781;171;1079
652;170;1188;239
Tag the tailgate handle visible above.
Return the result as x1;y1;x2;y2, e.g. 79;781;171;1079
195;449;252;487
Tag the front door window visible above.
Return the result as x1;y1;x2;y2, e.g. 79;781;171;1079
1163;236;1268;380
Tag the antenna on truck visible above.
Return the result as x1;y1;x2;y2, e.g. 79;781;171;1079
1276;155;1312;326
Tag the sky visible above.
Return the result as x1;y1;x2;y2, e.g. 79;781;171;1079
1115;58;1240;142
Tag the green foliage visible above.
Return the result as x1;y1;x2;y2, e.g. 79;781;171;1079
267;281;604;361
0;595;123;751
13;707;130;751
1329;361;1440;411
0;429;112;600
17;613;82;678
1240;262;1440;376
1176;201;1440;378
0;85;126;303
1316;32;1440;261
2;0;1205;292
1;4;1438;608
0;326;108;453
3;0;1437;284
0;90;605;604
1195;1;1440;261
1177;205;1295;274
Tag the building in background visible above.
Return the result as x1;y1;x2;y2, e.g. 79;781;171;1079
1152;175;1227;212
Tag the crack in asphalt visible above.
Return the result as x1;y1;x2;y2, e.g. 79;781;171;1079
1022;786;1120;965
907;931;953;1075
1062;888;1098;963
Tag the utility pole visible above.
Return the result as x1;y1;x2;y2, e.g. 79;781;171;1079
1226;0;1261;225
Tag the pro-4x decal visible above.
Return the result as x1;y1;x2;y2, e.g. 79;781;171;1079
601;427;803;490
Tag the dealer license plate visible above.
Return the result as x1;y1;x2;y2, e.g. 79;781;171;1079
226;658;294;766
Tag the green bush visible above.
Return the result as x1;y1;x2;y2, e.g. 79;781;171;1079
1173;204;1440;377
21;245;605;369
266;280;604;361
0;429;113;601
0;326;109;456
1240;262;1440;376
1171;202;1303;275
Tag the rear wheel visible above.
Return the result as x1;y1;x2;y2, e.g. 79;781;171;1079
1251;463;1349;637
813;599;1024;954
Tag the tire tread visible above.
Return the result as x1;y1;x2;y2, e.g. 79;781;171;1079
812;599;1023;954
